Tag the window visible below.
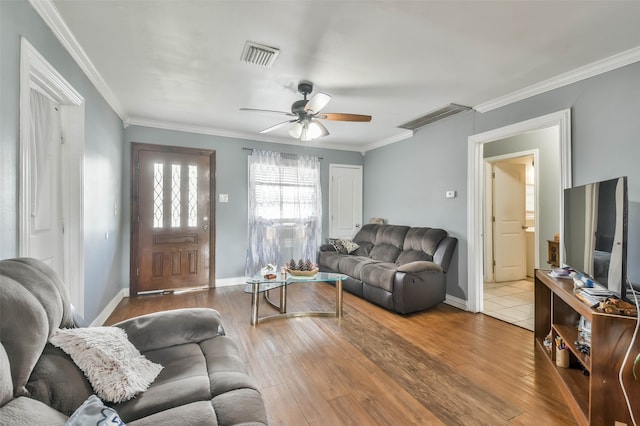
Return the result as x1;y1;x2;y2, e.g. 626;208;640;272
245;150;322;275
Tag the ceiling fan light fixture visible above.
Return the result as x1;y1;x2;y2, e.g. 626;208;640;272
289;122;303;139
300;127;312;142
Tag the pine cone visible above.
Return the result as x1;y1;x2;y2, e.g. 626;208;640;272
288;259;297;270
305;259;313;271
297;259;304;271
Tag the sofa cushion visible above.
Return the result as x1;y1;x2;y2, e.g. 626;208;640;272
353;224;381;245
376;225;410;248
25;344;93;416
403;227;448;256
369;244;402;263
338;256;377;280
352;242;374;257
396;250;432;265
360;262;398;292
200;336;259;397
212;388;269;426
113;342;212;422
0;397;68;425
127;401;217;426
318;251;342;271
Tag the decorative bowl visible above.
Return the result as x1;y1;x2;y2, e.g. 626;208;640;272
287;268;319;277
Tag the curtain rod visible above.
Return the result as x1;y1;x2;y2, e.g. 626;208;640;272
242;147;323;160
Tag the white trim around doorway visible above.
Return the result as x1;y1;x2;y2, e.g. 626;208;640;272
467;109;572;313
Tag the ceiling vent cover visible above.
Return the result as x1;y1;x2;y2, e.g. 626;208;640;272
241;41;280;68
398;103;471;131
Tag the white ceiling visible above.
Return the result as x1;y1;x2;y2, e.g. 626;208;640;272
45;0;640;152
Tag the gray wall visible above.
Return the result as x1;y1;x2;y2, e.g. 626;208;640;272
484;127;560;269
364;60;640;299
1;0;124;325
4;0;640;321
122;126;364;282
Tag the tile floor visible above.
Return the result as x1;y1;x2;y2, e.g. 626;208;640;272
483;278;534;331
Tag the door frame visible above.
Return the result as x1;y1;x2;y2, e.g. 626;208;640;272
484;151;539;284
19;37;86;316
130;143;216;293
467;109;572;312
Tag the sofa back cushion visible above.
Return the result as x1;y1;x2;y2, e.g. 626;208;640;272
366;225;410;262
403;228;447;256
396;250;432;264
0;258;75;401
369;244;402;263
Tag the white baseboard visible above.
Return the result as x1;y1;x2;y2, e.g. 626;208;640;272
91;288;128;326
444;294;468;311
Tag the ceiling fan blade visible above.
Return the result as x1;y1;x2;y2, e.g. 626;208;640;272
240;108;295;116
319;113;372;122
312;119;330;137
260;120;296;134
304;92;331;114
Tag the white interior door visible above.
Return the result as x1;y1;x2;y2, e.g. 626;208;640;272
493;162;527;282
329;164;362;238
20;38;86;317
26;90;64;274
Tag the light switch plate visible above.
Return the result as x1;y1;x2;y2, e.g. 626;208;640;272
445;190;456;199
219;193;229;203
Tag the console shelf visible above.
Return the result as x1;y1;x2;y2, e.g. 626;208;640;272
534;269;640;425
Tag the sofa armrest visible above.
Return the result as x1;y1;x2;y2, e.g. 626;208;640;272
320;243;337;252
113;308;224;353
397;261;443;274
433;236;458;272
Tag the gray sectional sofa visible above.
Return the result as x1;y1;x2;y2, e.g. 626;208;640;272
318;224;457;314
0;258;268;425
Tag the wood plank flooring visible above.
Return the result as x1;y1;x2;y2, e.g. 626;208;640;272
105;282;577;425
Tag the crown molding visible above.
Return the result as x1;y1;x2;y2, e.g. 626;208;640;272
475;45;640;113
125;117;365;152
362;129;415;153
29;0;126;120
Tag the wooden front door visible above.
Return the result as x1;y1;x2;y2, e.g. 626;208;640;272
131;143;215;294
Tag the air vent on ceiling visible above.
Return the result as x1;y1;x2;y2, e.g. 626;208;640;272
241;41;280;68
398;103;472;131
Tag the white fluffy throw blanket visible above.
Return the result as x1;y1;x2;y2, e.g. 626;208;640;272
50;326;163;403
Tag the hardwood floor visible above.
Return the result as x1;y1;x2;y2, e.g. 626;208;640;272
105;282;577;425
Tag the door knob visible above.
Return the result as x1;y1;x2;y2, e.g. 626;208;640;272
355;224;360;228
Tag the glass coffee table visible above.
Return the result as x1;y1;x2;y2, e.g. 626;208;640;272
244;272;347;326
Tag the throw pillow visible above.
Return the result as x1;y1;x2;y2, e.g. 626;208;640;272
50;327;163;403
339;239;360;254
329;238;347;254
65;395;125;426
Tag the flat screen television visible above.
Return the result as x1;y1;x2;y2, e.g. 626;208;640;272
562;176;628;301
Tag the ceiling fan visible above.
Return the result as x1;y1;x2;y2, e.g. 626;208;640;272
240;80;372;142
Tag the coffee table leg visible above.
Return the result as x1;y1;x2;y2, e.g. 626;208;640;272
280;284;287;314
251;285;259;326
336;279;343;318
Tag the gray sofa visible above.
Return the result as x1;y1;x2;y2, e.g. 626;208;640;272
0;258;268;425
318;224;457;314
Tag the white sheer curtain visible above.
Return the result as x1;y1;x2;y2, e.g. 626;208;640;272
245;150;322;276
29;89;60;217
